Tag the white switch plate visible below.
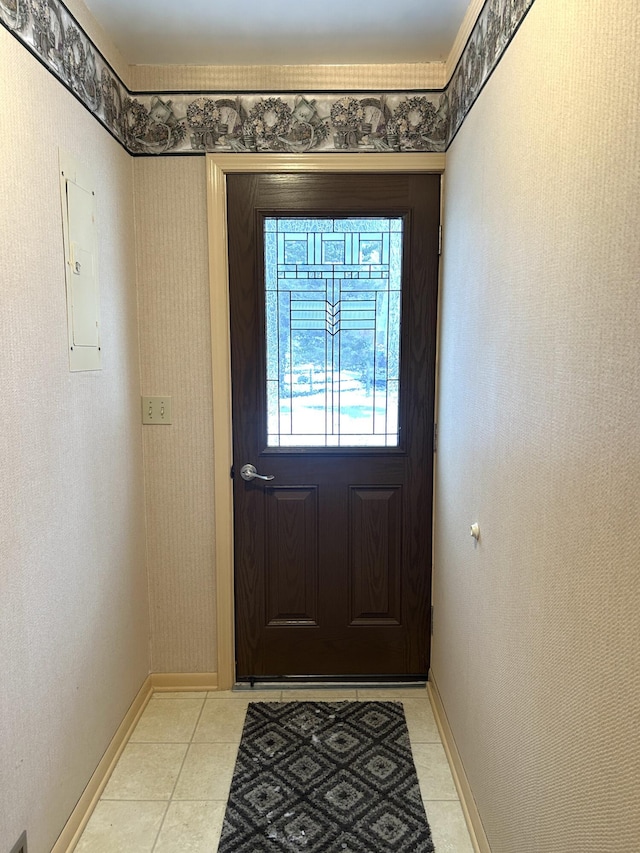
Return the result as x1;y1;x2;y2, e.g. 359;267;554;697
142;396;172;425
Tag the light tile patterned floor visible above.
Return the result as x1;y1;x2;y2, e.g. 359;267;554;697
75;688;475;852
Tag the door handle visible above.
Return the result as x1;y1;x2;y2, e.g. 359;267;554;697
240;463;275;482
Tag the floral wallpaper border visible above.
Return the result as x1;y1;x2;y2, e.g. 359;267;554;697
0;0;535;155
448;0;535;143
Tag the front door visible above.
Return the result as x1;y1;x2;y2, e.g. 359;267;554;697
227;172;440;681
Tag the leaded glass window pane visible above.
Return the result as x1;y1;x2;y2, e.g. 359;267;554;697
265;216;403;447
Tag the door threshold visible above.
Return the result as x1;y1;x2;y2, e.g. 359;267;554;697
233;679;427;692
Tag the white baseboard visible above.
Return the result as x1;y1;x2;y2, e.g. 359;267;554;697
51;675;153;853
428;672;492;853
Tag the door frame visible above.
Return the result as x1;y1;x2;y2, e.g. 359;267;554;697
206;153;445;689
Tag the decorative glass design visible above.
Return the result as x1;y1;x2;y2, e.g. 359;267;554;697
264;217;403;447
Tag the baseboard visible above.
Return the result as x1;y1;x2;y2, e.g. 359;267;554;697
150;671;219;691
51;675;153;853
428;672;492;853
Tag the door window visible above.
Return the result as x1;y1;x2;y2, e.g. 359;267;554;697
264;216;403;447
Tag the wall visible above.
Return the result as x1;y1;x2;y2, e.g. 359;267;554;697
134;157;217;672
0;5;148;851
433;0;640;850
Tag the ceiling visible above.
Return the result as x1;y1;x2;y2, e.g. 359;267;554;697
83;0;472;67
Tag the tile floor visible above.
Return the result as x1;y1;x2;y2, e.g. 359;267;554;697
75;688;475;852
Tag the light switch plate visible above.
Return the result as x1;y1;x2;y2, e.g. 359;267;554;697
142;396;172;424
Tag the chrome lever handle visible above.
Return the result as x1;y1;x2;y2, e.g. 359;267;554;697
240;463;275;482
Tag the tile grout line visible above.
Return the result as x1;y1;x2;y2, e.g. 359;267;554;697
150;695;208;852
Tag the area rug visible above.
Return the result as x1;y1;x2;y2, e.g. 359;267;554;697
217;701;435;852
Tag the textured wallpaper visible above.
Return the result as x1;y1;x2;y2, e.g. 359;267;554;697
0;23;148;853
433;0;640;849
130;62;448;93
134;157;217;673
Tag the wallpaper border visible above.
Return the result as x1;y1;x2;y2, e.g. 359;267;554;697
0;0;536;155
447;0;536;145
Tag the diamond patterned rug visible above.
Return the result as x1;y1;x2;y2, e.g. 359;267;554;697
217;701;435;852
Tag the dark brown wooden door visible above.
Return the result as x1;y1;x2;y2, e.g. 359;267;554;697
228;172;440;680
